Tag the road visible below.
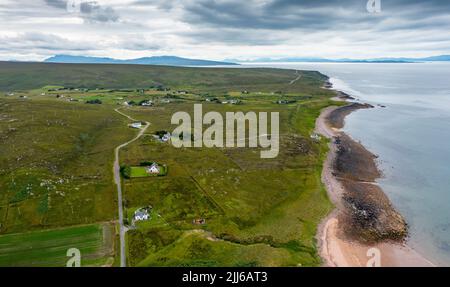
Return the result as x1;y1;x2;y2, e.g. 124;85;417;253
113;108;150;267
289;70;302;85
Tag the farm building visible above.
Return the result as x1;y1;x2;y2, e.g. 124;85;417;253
140;100;153;107
310;133;321;141
130;122;142;129
134;209;150;221
160;132;171;142
146;163;161;174
193;219;206;225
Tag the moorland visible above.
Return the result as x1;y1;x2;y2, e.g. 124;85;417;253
0;62;338;266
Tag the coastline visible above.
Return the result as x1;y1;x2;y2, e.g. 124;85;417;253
316;90;435;267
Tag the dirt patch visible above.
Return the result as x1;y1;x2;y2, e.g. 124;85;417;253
283;135;312;156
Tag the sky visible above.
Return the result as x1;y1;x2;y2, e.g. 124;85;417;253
0;0;450;61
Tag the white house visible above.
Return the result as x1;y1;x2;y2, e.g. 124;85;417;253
140;100;153;107
131;122;142;129
161;133;171;142
229;99;239;105
146;163;161;174
310;133;321;141
134;209;150;221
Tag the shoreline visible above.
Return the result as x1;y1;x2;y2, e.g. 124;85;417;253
315;91;435;267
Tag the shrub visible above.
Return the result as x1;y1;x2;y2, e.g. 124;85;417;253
120;165;131;179
86;99;102;104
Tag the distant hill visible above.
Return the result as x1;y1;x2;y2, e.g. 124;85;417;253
44;55;239;66
231;55;450;63
419;55;450;61
0;61;305;92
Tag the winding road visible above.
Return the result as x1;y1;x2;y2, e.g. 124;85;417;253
113;108;150;267
289;70;302;85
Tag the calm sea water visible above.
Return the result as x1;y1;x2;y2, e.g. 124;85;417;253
244;62;450;265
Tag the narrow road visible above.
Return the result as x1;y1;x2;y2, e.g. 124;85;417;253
113;108;150;267
289;70;302;85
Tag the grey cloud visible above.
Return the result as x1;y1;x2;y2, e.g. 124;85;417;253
0;31;164;57
0;32;98;55
184;28;286;46
180;0;371;30
44;0;120;23
154;0;450;47
1;0;450;60
118;36;162;51
44;0;67;9
130;0;177;10
177;0;450;31
80;2;119;23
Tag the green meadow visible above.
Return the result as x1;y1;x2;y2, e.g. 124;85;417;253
0;98;134;234
0;62;336;266
122;99;335;267
129;165;168;178
0;224;114;267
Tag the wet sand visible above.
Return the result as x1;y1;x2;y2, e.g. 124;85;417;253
315;103;435;267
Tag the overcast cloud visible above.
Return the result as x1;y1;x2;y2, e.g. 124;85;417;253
0;0;449;61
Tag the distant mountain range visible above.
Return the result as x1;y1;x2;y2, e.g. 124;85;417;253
44;55;239;66
229;55;450;63
40;54;450;66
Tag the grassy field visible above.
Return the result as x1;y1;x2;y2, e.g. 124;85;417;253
0;62;326;94
122;99;335;267
0;223;114;267
0;61;337;266
129;165;167;178
118;74;337;266
0;98;134;234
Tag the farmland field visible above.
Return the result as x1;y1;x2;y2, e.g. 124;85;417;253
129;165;167;178
0;62;338;267
0;98;135;234
0;223;114;267
123;99;336;267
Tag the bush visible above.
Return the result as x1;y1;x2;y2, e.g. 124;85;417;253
155;130;168;138
86;99;102;104
120;165;131;179
140;161;155;166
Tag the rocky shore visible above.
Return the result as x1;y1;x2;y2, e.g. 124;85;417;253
316;88;433;267
328;119;408;243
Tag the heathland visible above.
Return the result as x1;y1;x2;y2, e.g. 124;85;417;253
0;62;337;266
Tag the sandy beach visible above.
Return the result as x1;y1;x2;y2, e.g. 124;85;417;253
316;100;435;267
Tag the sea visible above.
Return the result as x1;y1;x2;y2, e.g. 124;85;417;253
243;62;450;265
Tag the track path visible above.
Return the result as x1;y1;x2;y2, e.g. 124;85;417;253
113;108;150;267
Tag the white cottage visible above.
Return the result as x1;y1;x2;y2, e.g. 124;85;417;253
134;209;150;221
131;122;142;129
146;163;161;174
